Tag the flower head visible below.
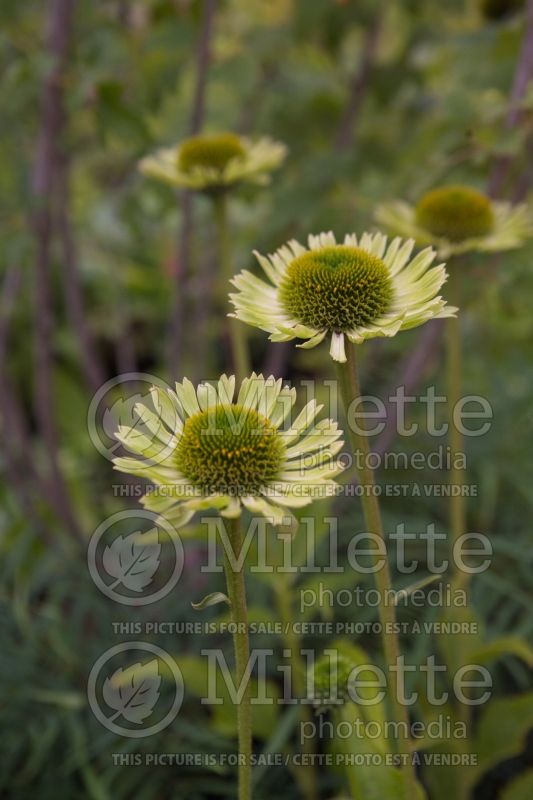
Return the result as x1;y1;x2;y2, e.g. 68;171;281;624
139;132;287;193
113;374;344;528
230;231;456;363
308;652;356;708
376;184;532;258
416;186;494;242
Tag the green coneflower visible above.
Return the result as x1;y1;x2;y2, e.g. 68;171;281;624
229;232;439;796
113;373;345;529
376;184;531;258
309;652;356;708
139;132;287;382
114;374;345;800
139;131;287;193
379;183;531;592
229;231;456;363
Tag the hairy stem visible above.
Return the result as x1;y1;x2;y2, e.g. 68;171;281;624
223;517;252;800
445;271;467;590
335;341;417;793
445;274;471;739
213;193;250;381
446;320;466;574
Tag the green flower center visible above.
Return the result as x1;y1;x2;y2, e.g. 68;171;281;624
311;654;355;705
174;404;284;495
279;245;393;332
178;133;245;173
416;185;494;242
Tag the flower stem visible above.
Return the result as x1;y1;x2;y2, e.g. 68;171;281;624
275;580;319;800
446;273;467;588
222;516;252;800
335;341;417;792
445;272;470;737
213;193;250;382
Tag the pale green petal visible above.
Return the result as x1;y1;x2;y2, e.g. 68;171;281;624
296;330;327;349
220;496;242;518
175;378;201;417
284;421;343;458
133;403;173;444
237;373;266;409
197;381;218;411
283;399;324;441
241;495;293;526
139;136;286;192
256;376;283;418
375;202;434;245
261;487;312;508
270;386;297;428
308;231;337;250
329;332;347;363
149;386;182;432
217;374;236;406
115;425;175;462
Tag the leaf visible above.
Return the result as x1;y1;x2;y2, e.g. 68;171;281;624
331;638;388;738
422;739;470;800
102;660;161;724
191;592;230;611
103;531;161;592
424;693;533;800
469;636;533;668
392;573;442;605
500;771;533;800
336;704;427;800
471;693;533;783
436;605;484;675
28;688;85;710
169;655;280;740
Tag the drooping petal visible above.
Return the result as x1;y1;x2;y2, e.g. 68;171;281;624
329;332;347;363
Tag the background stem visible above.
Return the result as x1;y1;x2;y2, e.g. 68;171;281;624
222;516;252;800
213;193;250;381
446;272;467;588
445;273;471;739
275;581;319;800
335;340;417;793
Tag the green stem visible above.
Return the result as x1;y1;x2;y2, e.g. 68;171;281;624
445;273;470;737
222;517;252;800
446;284;467;588
336;341;417;794
335;705;365;800
275;581;319;800
213;193;250;382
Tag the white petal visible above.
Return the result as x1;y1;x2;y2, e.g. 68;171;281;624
329;331;347;363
